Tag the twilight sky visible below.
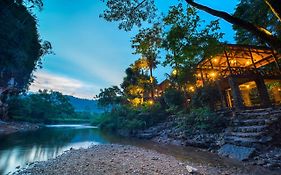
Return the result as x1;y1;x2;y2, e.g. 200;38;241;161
29;0;238;99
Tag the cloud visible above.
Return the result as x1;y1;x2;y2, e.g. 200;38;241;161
29;71;102;99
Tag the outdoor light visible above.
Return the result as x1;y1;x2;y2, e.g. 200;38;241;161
148;100;154;105
210;71;217;78
189;86;195;92
172;69;177;76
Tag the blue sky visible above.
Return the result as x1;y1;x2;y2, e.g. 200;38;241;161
30;0;238;99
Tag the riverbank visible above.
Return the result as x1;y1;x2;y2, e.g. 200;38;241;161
14;144;280;175
0;120;41;135
134;117;281;169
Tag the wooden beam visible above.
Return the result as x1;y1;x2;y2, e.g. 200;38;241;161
248;48;257;69
224;50;233;75
271;49;281;73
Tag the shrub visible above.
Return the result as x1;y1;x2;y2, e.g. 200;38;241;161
97;103;167;133
191;83;221;110
180;107;227;133
163;88;185;110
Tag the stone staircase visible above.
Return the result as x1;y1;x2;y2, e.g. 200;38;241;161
218;107;281;161
224;107;281;149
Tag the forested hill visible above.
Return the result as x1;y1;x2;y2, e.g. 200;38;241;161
67;96;105;113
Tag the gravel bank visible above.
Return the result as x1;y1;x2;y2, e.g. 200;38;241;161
15;144;280;175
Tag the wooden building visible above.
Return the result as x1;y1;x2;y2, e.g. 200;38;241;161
196;44;281;110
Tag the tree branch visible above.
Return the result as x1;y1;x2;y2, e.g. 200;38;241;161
185;0;281;51
264;0;281;22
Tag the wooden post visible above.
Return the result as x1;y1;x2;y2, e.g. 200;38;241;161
216;81;227;109
255;75;272;107
228;76;244;110
199;67;205;86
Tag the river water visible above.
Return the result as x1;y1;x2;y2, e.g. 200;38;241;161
0;125;280;175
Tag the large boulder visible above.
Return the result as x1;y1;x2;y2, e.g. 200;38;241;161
218;144;255;161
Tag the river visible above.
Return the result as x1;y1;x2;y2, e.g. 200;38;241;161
0;125;280;175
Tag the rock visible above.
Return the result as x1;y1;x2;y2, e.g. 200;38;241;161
256;159;266;165
218;144;255;161
151;157;159;160
186;165;198;174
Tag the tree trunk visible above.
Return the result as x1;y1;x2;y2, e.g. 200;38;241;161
185;0;281;52
264;0;281;22
149;67;154;100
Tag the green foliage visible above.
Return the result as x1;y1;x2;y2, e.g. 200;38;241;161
8;90;78;123
180;107;227;133
101;0;157;31
95;104;166;133
163;88;185;110
96;86;123;107
233;0;281;45
191;84;221;110
162;4;224;80
131;24;162;74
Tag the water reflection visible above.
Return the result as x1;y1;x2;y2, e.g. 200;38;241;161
0;125;108;175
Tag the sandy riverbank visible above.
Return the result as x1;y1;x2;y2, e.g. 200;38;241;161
15;144;280;175
0;120;40;135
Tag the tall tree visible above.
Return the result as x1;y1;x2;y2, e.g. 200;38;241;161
131;24;162;99
162;4;223;87
101;0;281;51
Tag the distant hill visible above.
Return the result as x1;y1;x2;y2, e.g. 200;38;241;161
67;96;105;113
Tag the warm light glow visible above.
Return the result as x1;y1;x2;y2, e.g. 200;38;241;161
150;76;153;83
188;86;195;92
130;98;143;106
148;99;154;105
246;60;251;65
230;60;237;64
172;69;177;76
210;71;217;78
213;58;218;63
246;85;250;89
278;88;281;92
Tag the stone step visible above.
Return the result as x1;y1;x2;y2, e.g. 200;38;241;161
227;132;264;138
225;135;272;147
225;136;259;147
237;110;281;119
233;118;270;126
233;125;267;133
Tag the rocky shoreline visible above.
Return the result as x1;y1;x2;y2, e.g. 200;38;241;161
0;120;41;135
134;117;281;170
14;144;280;175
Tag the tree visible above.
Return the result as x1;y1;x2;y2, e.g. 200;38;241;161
233;0;281;45
101;0;281;51
131;24;162;99
162;4;223;87
96;86;123;108
8;90;76;122
121;65;153;106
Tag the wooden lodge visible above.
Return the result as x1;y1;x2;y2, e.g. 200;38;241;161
196;44;281;110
